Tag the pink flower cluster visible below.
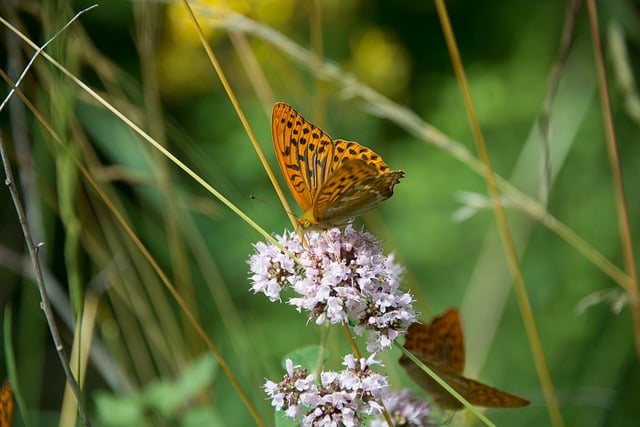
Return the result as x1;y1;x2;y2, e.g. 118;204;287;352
248;226;416;352
264;357;432;426
264;355;389;426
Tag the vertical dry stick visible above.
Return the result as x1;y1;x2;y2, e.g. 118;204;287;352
0;7;98;426
586;0;640;358
0;133;90;427
433;1;565;426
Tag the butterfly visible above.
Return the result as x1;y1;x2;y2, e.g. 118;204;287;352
272;102;404;230
400;308;530;410
0;380;13;427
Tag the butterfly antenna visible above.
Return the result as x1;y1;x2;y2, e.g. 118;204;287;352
249;195;297;218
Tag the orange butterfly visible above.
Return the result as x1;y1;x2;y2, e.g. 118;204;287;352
272;102;404;230
0;380;13;427
400;309;530;410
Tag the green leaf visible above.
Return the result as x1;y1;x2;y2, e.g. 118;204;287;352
94;391;146;427
144;353;218;417
284;345;326;376
76;102;154;176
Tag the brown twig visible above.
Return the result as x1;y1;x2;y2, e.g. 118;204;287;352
0;132;90;426
0;5;98;426
585;0;640;359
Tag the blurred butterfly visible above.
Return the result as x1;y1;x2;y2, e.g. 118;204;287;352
0;380;13;427
400;308;530;410
272;102;404;230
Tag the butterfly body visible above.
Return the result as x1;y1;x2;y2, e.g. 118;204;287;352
272;103;404;230
400;309;530;410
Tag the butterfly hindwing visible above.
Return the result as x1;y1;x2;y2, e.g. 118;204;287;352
465;377;531;408
313;159;403;224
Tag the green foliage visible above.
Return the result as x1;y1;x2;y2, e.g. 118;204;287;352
94;354;218;427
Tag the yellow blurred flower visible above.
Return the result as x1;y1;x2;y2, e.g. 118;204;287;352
160;0;295;97
166;0;294;46
350;28;412;97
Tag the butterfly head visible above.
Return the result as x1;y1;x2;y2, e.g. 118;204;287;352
297;210;353;231
297;212;316;230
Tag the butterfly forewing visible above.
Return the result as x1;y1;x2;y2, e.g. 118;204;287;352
400;309;529;410
272;102;404;229
402;309;465;373
272;104;356;208
272;102;318;211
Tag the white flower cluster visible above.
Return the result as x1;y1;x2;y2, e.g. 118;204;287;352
264;356;389;427
248;226;416;351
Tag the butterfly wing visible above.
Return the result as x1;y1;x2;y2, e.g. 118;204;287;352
312;159;404;225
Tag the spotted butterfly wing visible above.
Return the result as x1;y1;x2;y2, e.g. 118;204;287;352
272;103;404;229
400;309;529;410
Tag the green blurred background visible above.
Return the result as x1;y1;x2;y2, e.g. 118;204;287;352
0;0;639;425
